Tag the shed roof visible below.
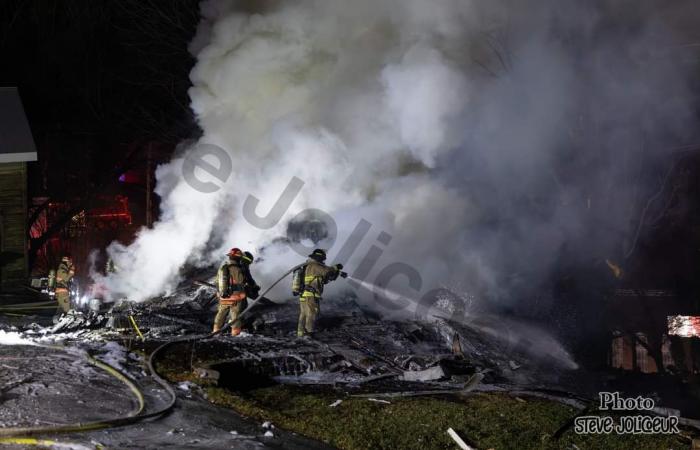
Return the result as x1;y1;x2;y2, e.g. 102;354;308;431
0;87;37;163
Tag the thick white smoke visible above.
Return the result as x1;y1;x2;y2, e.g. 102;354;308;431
102;0;697;330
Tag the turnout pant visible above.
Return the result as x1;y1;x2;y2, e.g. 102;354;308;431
297;296;320;336
55;289;70;314
214;299;246;334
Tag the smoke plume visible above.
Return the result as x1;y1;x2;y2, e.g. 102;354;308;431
103;0;698;330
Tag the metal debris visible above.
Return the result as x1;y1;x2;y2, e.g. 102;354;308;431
400;365;446;382
447;428;474;450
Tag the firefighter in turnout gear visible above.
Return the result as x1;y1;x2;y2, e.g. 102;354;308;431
293;249;346;337
48;255;75;314
213;247;259;336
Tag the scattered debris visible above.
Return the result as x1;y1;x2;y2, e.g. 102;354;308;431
400;365;446;382
447;427;475;450
193;367;220;381
354;373;484;399
508;360;521;371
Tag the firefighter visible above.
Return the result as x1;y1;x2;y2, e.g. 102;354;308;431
213;247;259;336
48;254;75;315
293;249;346;337
105;257;118;274
241;251;260;300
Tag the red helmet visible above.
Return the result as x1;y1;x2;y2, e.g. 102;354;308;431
227;247;242;258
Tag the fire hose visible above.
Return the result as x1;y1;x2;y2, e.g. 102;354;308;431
0;263;305;442
0;343;177;440
150;262;306;344
0;300;57;312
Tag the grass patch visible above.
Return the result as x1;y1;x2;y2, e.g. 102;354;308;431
156;343;691;449
205;385;687;450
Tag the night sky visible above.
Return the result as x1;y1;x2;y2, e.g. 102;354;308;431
1;1;201;199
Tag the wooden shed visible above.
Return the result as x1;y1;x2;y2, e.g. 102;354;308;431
0;87;37;290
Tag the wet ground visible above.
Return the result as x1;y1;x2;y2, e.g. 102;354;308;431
0;305;332;449
0;344;136;428
0;340;332;449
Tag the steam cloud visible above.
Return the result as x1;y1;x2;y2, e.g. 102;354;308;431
103;0;697;327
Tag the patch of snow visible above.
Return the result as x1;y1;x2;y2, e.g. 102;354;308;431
263;431;274;438
0;330;36;346
329;400;343;408
50;442;96;450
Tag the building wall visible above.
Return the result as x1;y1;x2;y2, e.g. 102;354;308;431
0;162;28;289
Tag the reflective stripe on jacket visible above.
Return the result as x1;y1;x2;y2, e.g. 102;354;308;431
217;259;247;304
300;259;338;299
55;263;75;289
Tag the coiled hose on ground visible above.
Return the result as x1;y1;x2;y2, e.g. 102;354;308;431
0;344;172;439
0;263;303;442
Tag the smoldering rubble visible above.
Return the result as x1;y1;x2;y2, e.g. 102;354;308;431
23;282;584;395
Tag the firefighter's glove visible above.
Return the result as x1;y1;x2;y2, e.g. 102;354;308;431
248;284;261;300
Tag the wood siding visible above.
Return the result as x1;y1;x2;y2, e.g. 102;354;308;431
0;162;28;287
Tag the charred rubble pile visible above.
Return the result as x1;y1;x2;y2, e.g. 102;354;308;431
37;284;215;336
28;275;585;398
0;259;585;402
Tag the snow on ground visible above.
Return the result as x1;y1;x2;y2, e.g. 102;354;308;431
0;329;36;346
